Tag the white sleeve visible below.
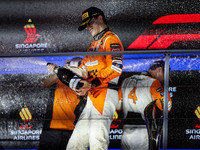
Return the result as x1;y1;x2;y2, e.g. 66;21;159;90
69;75;82;91
66;66;88;78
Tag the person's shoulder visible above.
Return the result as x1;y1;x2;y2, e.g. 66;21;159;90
103;31;122;48
105;30;119;39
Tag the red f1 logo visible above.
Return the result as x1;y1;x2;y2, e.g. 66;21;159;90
128;14;200;49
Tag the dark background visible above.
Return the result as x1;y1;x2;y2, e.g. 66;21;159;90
0;0;200;54
0;0;200;149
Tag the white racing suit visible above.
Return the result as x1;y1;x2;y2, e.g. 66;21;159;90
66;88;119;150
118;74;172;150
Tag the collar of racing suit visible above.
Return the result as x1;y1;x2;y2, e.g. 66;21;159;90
141;71;152;77
93;27;110;41
142;71;164;86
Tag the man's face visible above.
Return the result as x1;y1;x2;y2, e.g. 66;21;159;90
86;17;101;36
150;67;164;84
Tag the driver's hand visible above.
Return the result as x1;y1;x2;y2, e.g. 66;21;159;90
75;80;91;96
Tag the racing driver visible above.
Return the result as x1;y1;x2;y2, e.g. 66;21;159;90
65;6;124;150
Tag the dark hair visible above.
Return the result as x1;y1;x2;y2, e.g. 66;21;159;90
149;60;165;72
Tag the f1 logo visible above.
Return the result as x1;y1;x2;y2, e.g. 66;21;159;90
128;14;200;49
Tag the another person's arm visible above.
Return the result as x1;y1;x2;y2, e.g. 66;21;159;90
41;74;58;88
41;63;59;88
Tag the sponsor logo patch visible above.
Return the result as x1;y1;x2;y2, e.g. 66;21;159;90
85;60;98;66
156;87;162;92
111;60;122;73
110;43;121;48
112;56;122;60
82;12;89;21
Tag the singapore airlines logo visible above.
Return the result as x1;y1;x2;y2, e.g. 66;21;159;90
19;105;32;122
185;106;200;140
9;105;42;140
15;18;47;53
24;19;40;43
195;106;200;128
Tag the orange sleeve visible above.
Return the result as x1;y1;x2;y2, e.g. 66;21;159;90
78;55;87;69
99;35;123;84
150;79;172;112
118;88;123;102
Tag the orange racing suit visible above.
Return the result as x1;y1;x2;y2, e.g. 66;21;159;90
66;28;123;150
79;27;123;114
50;80;81;130
39;79;85;150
